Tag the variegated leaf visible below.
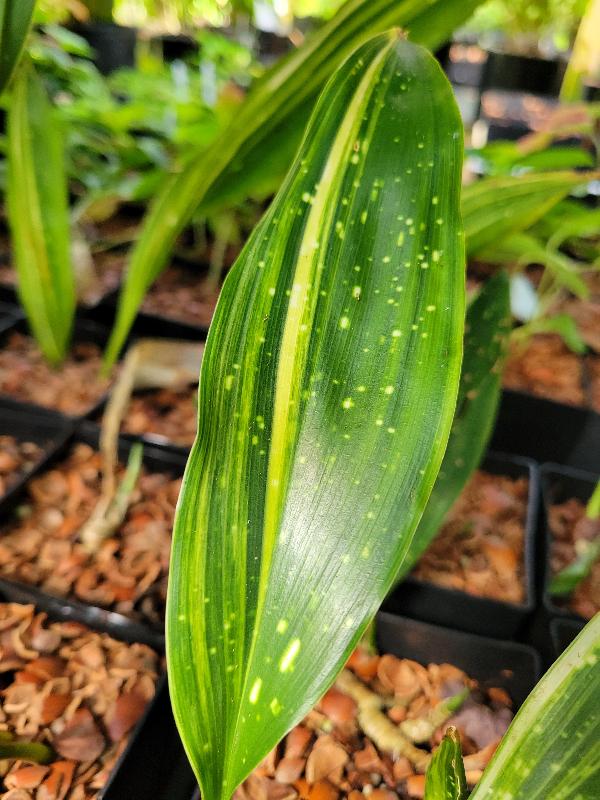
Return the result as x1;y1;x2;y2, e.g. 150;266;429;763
424;727;468;800
471;614;600;799
167;33;465;800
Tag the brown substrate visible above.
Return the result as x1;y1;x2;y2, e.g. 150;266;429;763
0;437;43;497
111;386;198;448
412;471;528;604
0;444;180;626
0;602;159;800
0;334;111;416
502;334;587;408
549;497;600;619
141;265;220;327
235;646;513;800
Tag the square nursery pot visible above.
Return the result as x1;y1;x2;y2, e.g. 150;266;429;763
383;452;539;639
0;397;74;511
550;617;585;661
96;255;221;341
0;300;22;326
0;422;188;650
491;389;600;474
540;462;599;624
0;582;174;800
480;50;566;97
181;614;540;800
0;316;117;421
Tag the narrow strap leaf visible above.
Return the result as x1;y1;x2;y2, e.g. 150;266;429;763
470;614;600;799
462;172;597;256
0;0;35;94
424;726;468;800
395;271;511;580
102;0;484;369
6;60;75;366
167;32;465;800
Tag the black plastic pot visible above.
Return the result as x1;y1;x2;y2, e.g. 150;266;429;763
383;451;539;639
550;617;585;660
0;582;168;800
0;397;74;511
0;300;20;326
491;389;600;474
100;676;197;800
0;316;116;421
540;462;599;623
481;50;566;97
72;22;137;74
151;33;199;63
0;422;188;648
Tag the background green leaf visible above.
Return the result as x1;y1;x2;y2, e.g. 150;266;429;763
424;727;468;800
471;614;600;799
462;172;596;256
0;0;35;94
167;33;465;800
6;60;76;366
102;0;484;369
394;271;511;581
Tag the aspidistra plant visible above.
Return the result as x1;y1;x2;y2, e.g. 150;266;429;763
103;0;487;369
167;31;465;800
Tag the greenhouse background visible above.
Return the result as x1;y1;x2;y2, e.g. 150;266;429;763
0;1;598;799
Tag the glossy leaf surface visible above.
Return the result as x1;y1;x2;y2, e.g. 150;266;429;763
471;613;600;799
0;0;35;94
7;61;75;365
424;727;467;800
394;272;511;581
167;33;464;800
103;0;484;368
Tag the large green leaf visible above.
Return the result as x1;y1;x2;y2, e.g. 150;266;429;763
424;727;468;800
6;61;75;366
103;0;484;369
462;172;596;256
470;613;600;799
0;0;35;94
394;271;511;582
167;33;465;800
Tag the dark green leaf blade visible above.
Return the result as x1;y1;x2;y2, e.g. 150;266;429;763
103;0;484;369
0;0;35;94
424;727;468;800
167;33;465;800
470;614;600;799
6;61;75;365
395;271;511;581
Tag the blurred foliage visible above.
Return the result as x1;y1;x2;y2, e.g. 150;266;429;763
1;24;254;219
461;0;588;53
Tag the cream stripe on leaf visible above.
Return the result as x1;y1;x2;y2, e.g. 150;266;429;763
167;33;465;800
466;614;600;800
